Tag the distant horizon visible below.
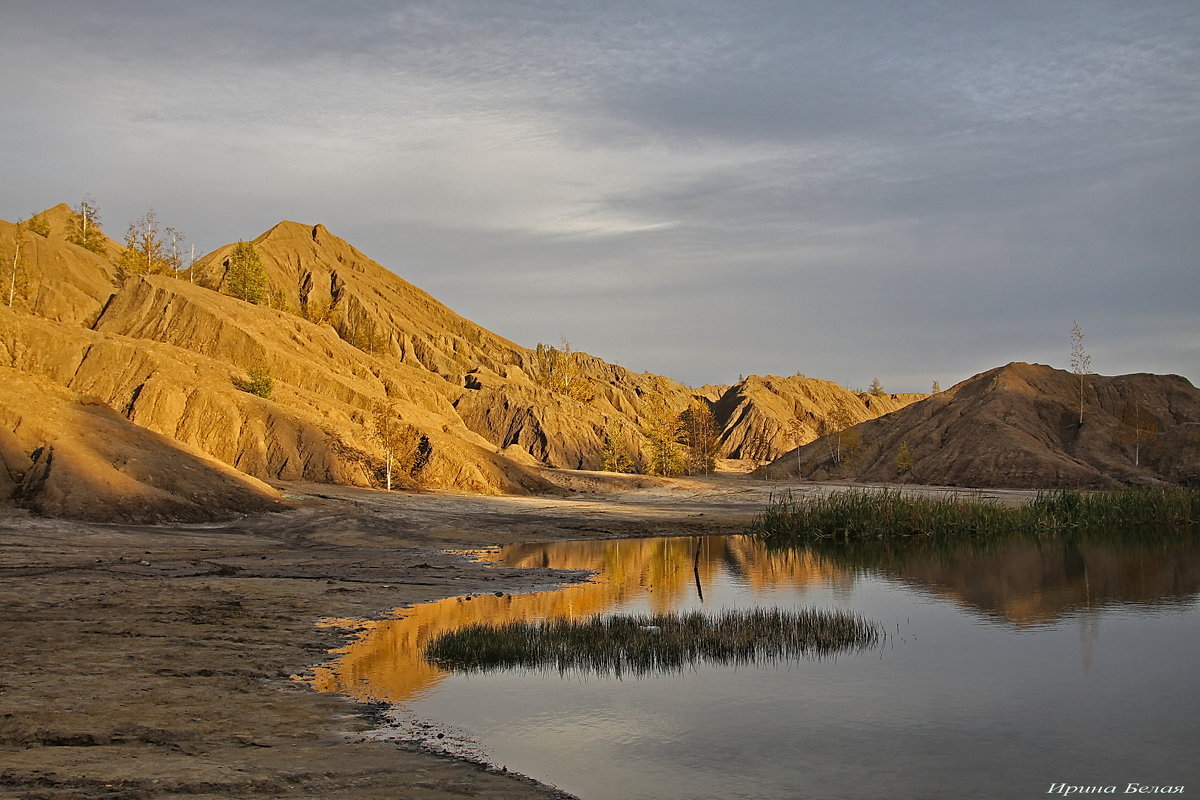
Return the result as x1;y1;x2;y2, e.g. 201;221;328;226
4;1;1197;392
7;199;1195;395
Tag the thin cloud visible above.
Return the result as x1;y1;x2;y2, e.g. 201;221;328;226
1;0;1196;390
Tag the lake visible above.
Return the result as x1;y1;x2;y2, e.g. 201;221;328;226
311;531;1200;799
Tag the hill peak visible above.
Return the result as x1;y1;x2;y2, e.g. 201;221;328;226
256;220;328;243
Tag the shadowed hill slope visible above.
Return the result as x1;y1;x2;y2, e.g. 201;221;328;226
760;362;1200;488
711;374;925;462
0;368;283;523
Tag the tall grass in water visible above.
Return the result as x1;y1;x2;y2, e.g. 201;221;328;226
423;608;881;678
750;487;1200;544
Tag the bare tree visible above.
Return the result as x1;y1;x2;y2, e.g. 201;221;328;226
529;337;591;402
818;406;858;465
116;210;177;279
67;195;107;254
784;404;813;478
1070;321;1092;425
373;402;424;491
1117;398;1160;468
2;218;33;307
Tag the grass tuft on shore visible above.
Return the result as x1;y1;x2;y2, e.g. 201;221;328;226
749;486;1200;544
423;608;881;677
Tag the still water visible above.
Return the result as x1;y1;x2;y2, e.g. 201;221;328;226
312;533;1200;799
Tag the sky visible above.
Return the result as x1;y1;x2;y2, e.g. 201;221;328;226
2;0;1197;391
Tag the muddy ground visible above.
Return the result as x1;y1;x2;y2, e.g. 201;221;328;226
0;474;1033;799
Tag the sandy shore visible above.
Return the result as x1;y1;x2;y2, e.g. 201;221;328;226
0;474;1036;799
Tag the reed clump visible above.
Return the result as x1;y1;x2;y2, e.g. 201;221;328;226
423;608;881;677
750;486;1200;544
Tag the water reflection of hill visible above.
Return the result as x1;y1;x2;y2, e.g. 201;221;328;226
807;535;1200;626
310;536;855;703
311;533;1200;704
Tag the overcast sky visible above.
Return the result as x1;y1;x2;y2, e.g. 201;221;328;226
3;1;1197;391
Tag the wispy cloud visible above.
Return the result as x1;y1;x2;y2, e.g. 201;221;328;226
2;0;1197;389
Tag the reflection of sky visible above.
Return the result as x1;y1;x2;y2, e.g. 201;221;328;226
315;534;1200;800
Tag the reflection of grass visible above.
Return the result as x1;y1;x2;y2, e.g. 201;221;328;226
423;608;880;677
750;487;1200;544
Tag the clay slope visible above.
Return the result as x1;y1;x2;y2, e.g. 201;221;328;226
193;221;528;376
0;206;119;325
712;374;924;461
2;204;933;511
0;369;282;523
191;222;719;466
761;362;1200;488
0;284;555;496
190;219;931;471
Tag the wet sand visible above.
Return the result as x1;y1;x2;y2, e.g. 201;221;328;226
0;475;1035;799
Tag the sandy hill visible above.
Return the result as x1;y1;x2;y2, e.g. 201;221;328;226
761;362;1200;488
3;205;922;520
711;374;925;462
0;208;118;325
8;202;1186;520
0;368;282;523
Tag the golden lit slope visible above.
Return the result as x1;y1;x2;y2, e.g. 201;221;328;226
0;368;282;522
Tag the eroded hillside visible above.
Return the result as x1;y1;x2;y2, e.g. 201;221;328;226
761;362;1200;488
1;204;925;519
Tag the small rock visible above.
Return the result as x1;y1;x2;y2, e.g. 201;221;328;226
494;591;504;597
139;560;150;566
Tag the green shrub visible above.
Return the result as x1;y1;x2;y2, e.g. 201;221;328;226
234;367;274;398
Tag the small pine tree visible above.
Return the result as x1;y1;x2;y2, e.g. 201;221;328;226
225;241;269;304
931;380;941;394
868;377;886;397
643;395;686;477
268;287;292;312
895;441;915;476
680;399;719;476
25;213;50;238
600;423;635;473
